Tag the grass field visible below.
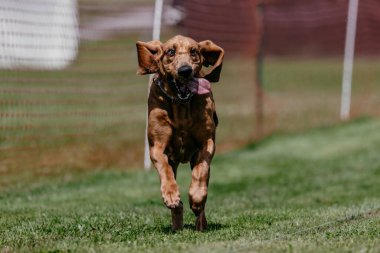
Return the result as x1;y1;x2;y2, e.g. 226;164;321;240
1;118;379;252
2;4;380;252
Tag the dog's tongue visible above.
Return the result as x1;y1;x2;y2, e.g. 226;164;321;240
187;78;211;95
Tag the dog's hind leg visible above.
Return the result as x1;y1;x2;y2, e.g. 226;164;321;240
171;201;183;231
195;210;207;232
169;160;183;231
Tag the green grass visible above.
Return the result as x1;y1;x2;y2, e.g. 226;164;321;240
262;57;380;133
1;118;379;252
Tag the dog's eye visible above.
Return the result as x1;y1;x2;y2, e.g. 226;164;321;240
190;48;197;57
167;49;176;57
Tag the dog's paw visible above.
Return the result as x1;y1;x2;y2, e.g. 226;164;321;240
161;183;181;209
189;186;207;213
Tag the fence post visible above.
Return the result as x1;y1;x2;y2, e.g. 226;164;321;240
255;2;264;139
144;0;164;170
341;0;359;120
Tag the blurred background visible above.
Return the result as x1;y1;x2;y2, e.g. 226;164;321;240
0;0;379;184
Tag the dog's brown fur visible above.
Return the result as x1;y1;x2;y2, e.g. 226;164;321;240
136;35;224;231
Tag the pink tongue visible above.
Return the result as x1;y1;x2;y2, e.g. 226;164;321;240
187;78;211;95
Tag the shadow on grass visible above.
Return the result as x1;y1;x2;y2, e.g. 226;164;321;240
161;222;227;234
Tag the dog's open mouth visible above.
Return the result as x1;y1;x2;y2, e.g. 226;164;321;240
170;77;211;100
175;79;192;99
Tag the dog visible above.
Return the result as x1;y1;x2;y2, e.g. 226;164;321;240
136;35;224;231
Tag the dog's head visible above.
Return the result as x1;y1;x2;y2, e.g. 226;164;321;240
136;35;224;85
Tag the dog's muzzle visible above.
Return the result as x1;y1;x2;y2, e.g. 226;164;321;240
177;65;193;78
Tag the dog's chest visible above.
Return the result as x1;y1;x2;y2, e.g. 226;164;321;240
171;104;193;128
169;104;197;163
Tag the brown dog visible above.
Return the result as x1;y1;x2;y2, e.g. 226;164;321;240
136;35;224;231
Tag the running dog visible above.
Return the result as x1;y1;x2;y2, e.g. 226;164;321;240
136;35;224;231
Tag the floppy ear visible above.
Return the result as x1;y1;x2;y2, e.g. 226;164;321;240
136;40;163;75
199;40;224;82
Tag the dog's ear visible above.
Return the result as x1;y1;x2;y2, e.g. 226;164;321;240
136;40;163;75
199;40;224;82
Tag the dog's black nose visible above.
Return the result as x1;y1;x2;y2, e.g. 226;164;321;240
177;65;193;77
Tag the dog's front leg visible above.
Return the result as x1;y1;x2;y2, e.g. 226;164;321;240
148;108;181;210
189;138;215;231
148;108;183;230
150;143;183;231
150;143;181;208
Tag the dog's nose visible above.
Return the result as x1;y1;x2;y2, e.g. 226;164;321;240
177;65;193;77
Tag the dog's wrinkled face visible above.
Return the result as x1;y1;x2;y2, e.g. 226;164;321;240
161;36;202;84
136;35;224;84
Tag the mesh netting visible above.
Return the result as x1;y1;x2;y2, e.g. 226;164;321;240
0;0;379;176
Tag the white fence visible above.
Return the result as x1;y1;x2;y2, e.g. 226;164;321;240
0;0;79;69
